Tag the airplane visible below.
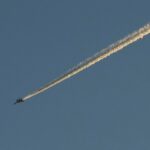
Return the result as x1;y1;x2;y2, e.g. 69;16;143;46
14;98;24;104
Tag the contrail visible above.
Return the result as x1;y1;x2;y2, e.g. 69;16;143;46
15;23;150;104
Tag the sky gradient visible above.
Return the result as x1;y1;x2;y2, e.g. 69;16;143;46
0;0;150;150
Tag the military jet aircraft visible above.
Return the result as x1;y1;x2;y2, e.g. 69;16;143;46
14;98;24;104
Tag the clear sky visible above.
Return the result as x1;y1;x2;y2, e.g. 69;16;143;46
0;0;150;149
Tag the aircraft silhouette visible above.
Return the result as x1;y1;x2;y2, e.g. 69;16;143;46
14;98;24;104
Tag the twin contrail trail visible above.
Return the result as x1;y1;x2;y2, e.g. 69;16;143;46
15;23;150;104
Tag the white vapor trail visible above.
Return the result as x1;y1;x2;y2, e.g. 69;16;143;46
22;23;150;101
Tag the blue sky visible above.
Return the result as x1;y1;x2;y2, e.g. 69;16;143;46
0;0;150;149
